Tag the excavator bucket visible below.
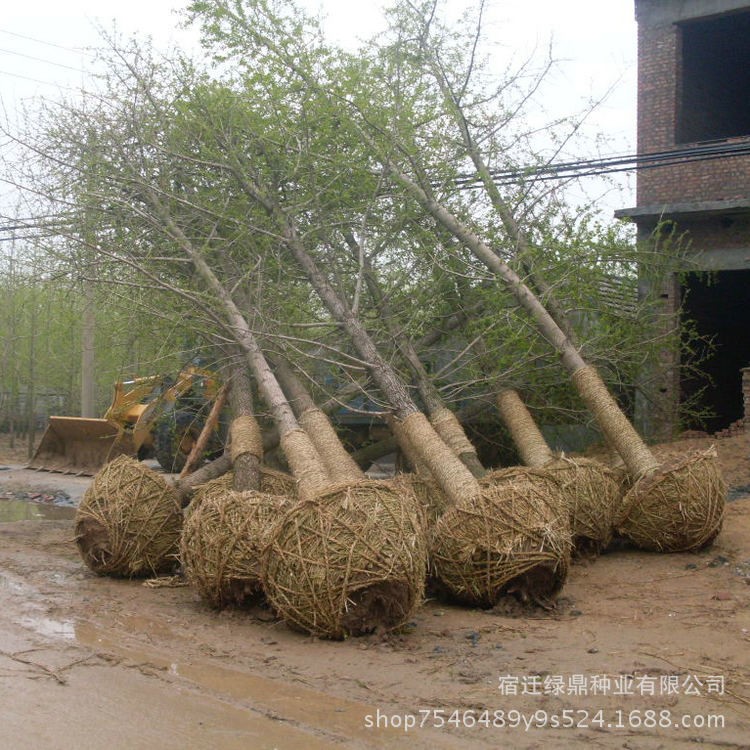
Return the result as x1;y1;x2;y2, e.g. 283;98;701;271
27;417;136;476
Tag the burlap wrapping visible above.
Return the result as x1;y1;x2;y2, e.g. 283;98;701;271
388;414;430;476
430;408;478;458
397;411;479;507
279;428;330;501
229;415;264;464
298;407;364;483
495;390;554;468
181;486;290;608
261;480;427;639
430;471;572;607
545;457;622;553
572;366;659;477
75;456;182;577
617;447;726;552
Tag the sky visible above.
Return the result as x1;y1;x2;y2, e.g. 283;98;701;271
0;0;638;218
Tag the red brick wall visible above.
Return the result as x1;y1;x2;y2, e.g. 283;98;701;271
636;19;750;206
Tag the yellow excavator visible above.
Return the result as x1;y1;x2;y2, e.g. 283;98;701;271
28;364;225;476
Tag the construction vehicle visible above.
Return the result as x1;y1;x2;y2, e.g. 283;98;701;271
28;364;225;475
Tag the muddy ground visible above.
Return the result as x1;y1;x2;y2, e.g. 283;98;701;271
1;433;750;749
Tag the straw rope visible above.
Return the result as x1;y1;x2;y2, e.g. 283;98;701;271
430;473;571;607
298;407;364;483
572;366;659;477
75;456;182;577
545;457;622;553
617;447;726;552
398;411;479;507
495;390;554;468
261;480;427;639
388;414;430;476
229;415;264;463
181;486;290;607
280;428;331;501
483;465;560;491
190;468;296;504
389;473;449;528
430;408;477;458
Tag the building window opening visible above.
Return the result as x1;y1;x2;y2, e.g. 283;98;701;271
677;12;750;143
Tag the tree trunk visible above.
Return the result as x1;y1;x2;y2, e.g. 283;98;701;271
147;191;330;499
80;283;97;418
224;365;263;492
341;230;485;478
271;355;364;483
383;162;660;478
179;383;228;479
495;390;554;468
273;211;480;505
173;452;232;508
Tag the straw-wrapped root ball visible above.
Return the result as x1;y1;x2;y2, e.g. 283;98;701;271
187;467;297;499
544;457;622;553
389;473;449;528
617;447;726;552
430;472;572;608
262;480;428;640
75;455;182;577
181;484;290;608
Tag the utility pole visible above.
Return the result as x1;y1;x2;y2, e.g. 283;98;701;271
80;281;96;417
80;128;97;419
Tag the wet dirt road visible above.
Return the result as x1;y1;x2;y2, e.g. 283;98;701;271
3;432;750;749
1;505;750;749
0;516;454;749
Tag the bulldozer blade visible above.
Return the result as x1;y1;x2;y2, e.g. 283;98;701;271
27;417;137;476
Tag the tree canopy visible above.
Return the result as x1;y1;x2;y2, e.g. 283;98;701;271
0;0;697;451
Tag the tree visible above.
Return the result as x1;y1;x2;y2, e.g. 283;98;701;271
183;0;687;434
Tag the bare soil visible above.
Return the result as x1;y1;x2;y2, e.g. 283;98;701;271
1;432;749;749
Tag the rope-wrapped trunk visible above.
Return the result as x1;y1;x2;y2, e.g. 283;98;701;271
495;389;621;553
380;160;725;553
225;364;264;491
341;229;485;479
272;355;364;485
495;390;554;468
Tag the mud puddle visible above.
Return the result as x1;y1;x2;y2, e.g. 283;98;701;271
0;499;76;522
10;612;448;749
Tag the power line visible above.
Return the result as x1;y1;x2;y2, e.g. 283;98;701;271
0;67;84;90
456;139;750;188
0;45;89;74
0;28;89;55
1;140;749;234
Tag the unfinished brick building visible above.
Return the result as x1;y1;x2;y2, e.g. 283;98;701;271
617;0;750;438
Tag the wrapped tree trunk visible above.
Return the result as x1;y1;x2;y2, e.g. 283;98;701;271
381;161;725;554
342;230;485;479
225;366;263;491
496;389;621;553
271;355;364;484
180;363;292;607
387;414;450;527
150;206;426;639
